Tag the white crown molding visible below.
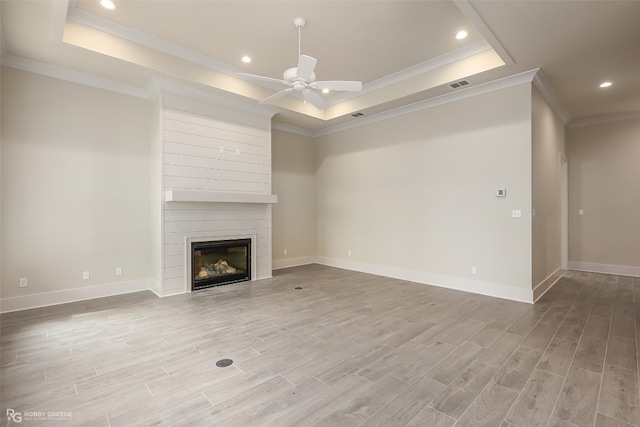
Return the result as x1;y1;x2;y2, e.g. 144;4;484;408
532;70;572;124
271;122;316;138
454;0;514;66
67;6;246;79
313;68;540;137
1;54;149;98
146;77;277;119
568;110;640;128
329;40;493;105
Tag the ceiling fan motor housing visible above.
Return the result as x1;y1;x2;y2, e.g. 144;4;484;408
284;67;316;84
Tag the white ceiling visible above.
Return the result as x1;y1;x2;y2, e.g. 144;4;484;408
2;0;639;131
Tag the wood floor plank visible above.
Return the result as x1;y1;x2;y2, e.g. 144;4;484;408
595;412;636;427
305;374;409;427
537;337;577;377
425;342;483;385
455;380;519;427
266;374;372;427
553;366;601;426
505;369;565;427
494;346;543;391
355;340;426;382
598;364;640;426
605;335;637;371
507;312;544;337
583;314;611;340
475;332;523;368
555;316;587;343
439;317;487;347
610;314;635;339
406;407;456;427
314;343;391;386
429;361;498;419
216;377;329;427
359;377;446;427
391;340;456;384
182;375;294;424
572;336;607;373
467;321;511;348
521;323;559;351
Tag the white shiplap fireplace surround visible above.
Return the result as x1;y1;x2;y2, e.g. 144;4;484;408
151;92;277;297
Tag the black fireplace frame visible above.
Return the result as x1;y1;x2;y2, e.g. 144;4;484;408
191;238;251;291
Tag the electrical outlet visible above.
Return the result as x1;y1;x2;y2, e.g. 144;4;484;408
512;209;522;218
115;267;122;276
347;250;352;257
283;249;287;256
235;149;240;156
82;271;90;280
471;267;477;275
219;146;224;153
579;209;584;216
19;277;28;288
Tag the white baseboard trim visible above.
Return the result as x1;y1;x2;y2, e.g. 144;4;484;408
533;268;564;302
568;261;640;277
148;279;162;297
316;256;534;303
273;256;317;270
0;279;154;313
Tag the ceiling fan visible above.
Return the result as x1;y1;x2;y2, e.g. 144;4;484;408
238;17;363;109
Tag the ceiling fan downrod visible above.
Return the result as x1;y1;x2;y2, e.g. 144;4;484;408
294;17;306;60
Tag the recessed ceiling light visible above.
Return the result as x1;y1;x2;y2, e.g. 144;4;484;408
455;30;468;40
322;88;330;94
100;0;116;10
241;56;251;64
599;81;612;88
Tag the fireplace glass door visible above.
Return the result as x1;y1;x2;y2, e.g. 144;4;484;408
191;239;251;290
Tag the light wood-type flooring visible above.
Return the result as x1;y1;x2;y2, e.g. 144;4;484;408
2;265;640;426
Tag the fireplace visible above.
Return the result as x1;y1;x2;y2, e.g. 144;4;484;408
191;239;251;290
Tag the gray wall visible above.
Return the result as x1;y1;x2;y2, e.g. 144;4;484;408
568;116;640;275
271;129;317;268
314;83;534;300
531;85;566;296
1;67;151;299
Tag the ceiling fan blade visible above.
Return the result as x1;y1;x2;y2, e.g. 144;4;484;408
259;88;294;105
238;72;289;86
311;80;363;92
296;55;317;80
302;89;328;109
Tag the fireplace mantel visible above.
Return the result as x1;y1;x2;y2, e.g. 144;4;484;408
165;190;278;204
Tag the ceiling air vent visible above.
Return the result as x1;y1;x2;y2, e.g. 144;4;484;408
351;112;365;118
449;79;470;89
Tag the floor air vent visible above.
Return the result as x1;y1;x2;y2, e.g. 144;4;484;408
351;112;365;117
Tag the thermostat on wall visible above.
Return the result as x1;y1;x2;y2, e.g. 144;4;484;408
496;188;507;197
